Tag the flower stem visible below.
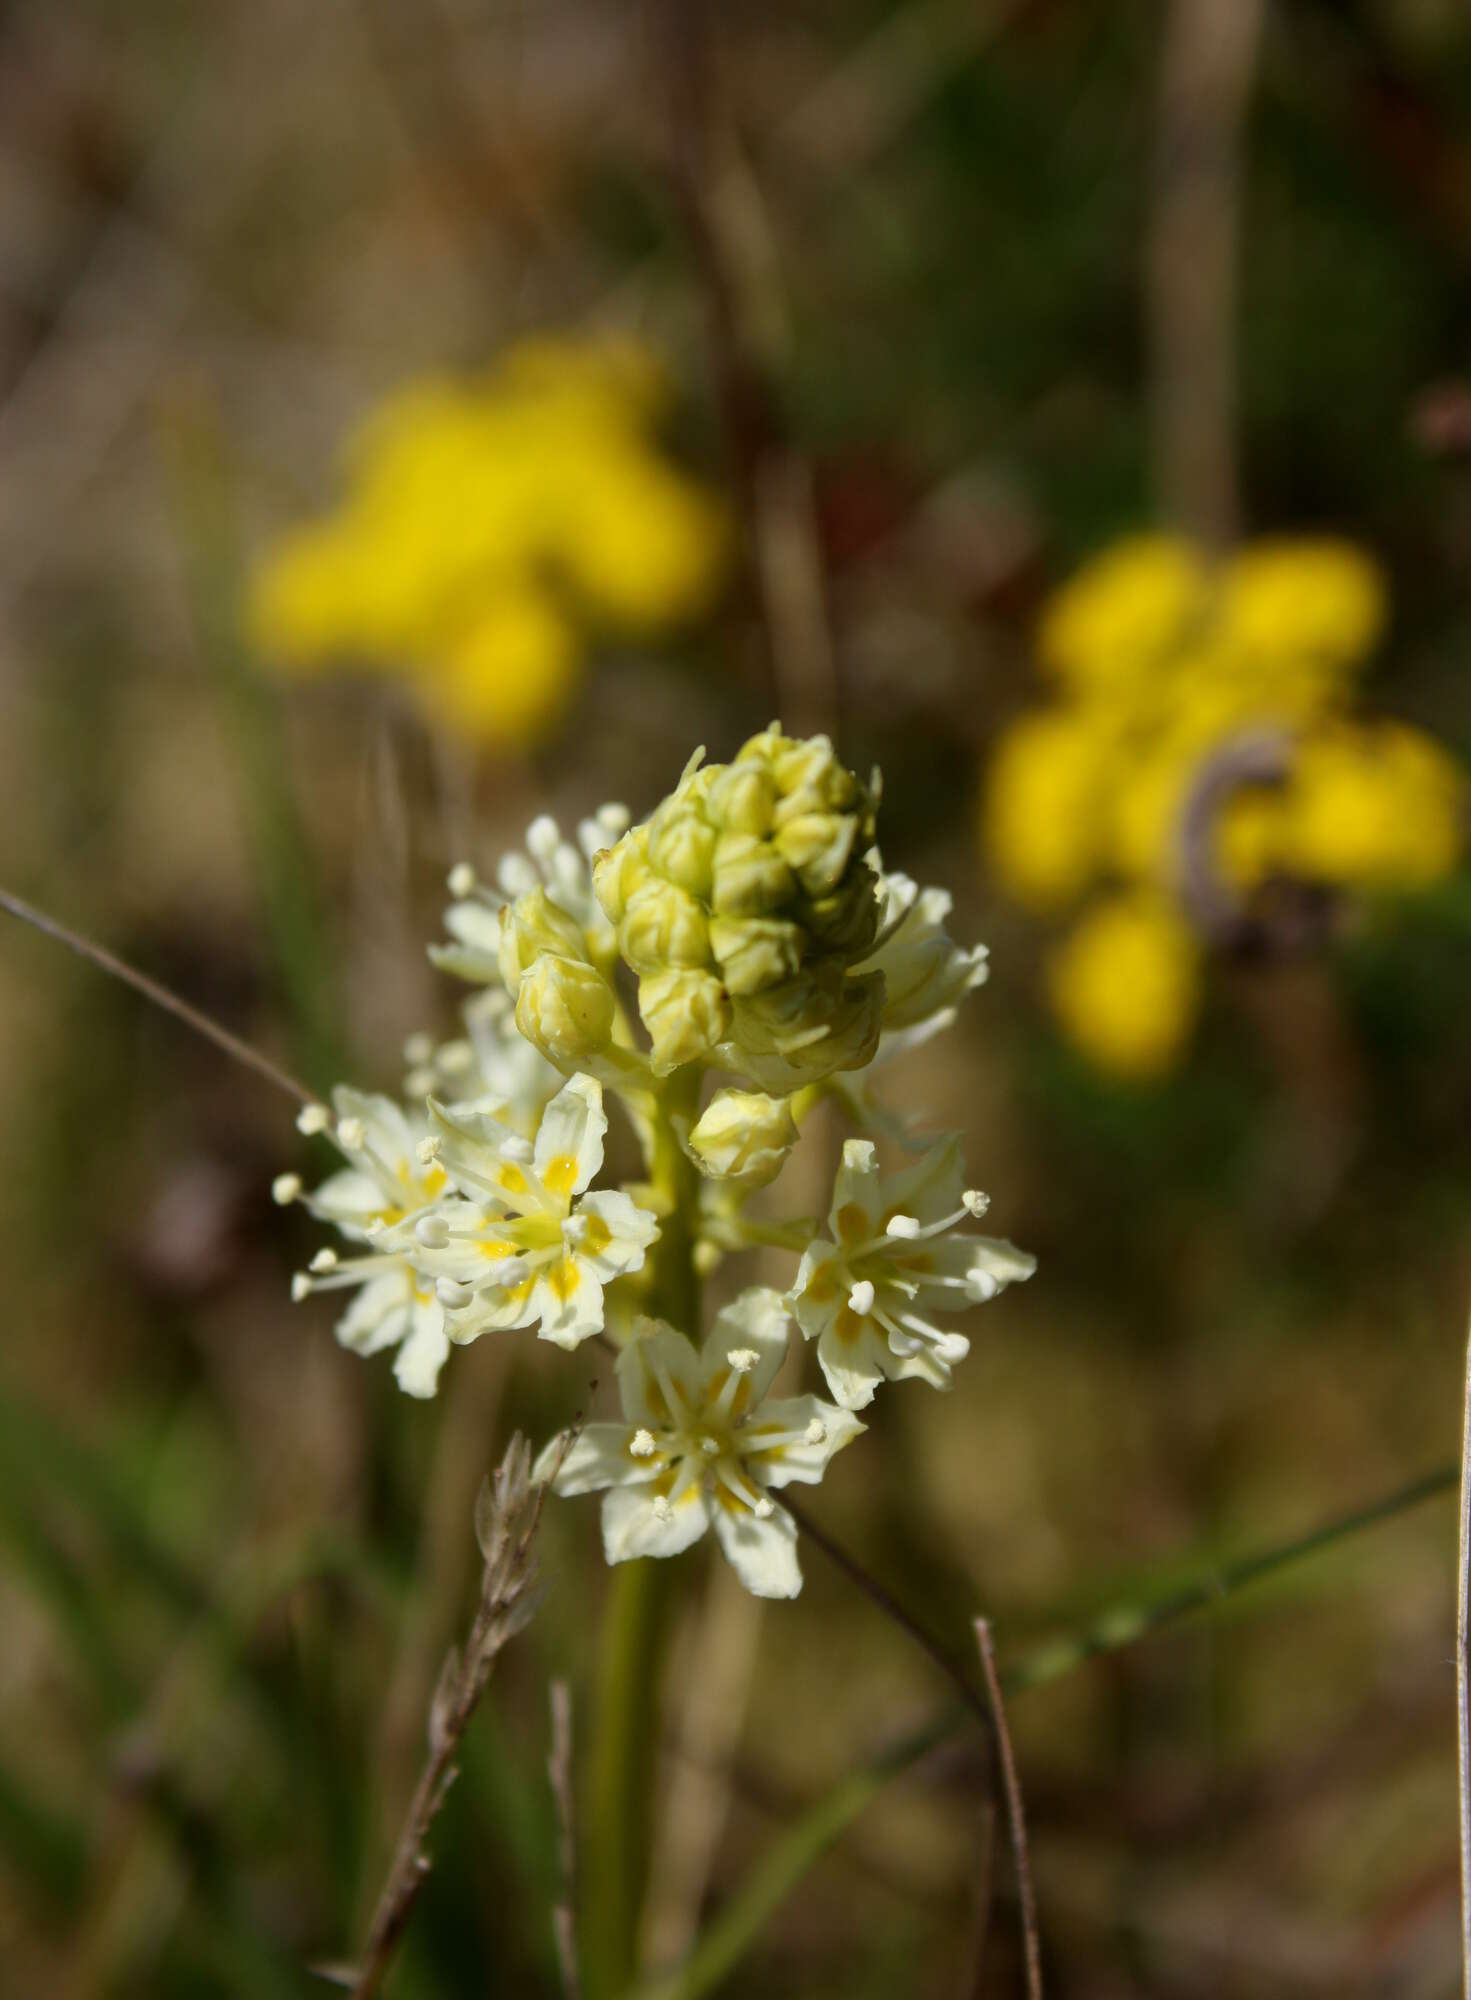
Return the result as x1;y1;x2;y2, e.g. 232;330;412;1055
583;1066;703;1999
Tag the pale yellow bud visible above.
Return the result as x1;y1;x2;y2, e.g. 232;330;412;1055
708;914;804;996
514;953;616;1066
498;887;589;989
620;878;711;973
638;967;731;1073
773;810;858;897
726;966;884;1090
687;1088;798;1186
591;829;650;926
710;829;795;916
705;760;777;837
647;808;716;896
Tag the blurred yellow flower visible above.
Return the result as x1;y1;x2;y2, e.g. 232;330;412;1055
249;335;728;748
1047;892;1201;1081
984;531;1465;1077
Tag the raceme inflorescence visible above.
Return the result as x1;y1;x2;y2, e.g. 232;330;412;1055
277;726;1033;1598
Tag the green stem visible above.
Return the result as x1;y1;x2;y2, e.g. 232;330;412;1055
584;1066;703;1999
637;1459;1457;2000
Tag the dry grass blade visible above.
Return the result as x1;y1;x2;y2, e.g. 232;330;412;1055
548;1678;581;2000
346;1427;575;2000
974;1619;1042;2000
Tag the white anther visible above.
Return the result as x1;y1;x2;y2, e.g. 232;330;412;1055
499;1135;533;1163
290;1274;312;1302
309;1248;338;1273
563;1214;588;1246
847;1280;876;1315
726;1347;759;1374
494;1258;531;1287
403;1031;435;1066
404;1067;435;1099
416;1136;442;1164
436;1277;472;1310
699;1435;721;1455
498;854;538;897
447;862;477;898
970;1271;999;1303
804;1418;827;1445
885;1213;921;1239
753;1496;774;1519
415;1215;449;1249
597;802;631;836
525;815;560;861
962;1189;990;1218
630;1429;657;1458
651;1495;674;1523
296;1104;330;1136
272;1173;301;1205
337;1116;366;1151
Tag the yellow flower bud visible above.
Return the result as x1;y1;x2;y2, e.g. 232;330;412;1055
591;827;651;925
772;810;858;897
498;886;590;989
708;915;805;996
726;966;884;1091
514;953;616;1067
647;809;716;897
638;968;732;1074
709;829;796;916
620;879;712;972
686;1089;798;1186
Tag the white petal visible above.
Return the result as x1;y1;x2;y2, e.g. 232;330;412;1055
711;1495;802;1598
446;1277;539;1345
335;1269;415;1357
601;1481;710;1563
305;1168;395;1229
881;1132;964;1225
533;1073;606;1199
704;1287;791;1403
616;1321;701;1429
962;1237;1037;1300
739;1397;863;1487
828;1139;880;1238
542;1424;660;1495
535;1263;606;1350
392;1298;450;1397
790;1245;845;1341
815;1315;890;1410
577;1189;660;1277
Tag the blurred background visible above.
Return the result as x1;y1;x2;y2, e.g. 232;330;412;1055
3;0;1471;1993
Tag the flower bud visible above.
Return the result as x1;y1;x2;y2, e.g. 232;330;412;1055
498;887;590;990
620;878;711;973
710;829;795;916
638;967;731;1074
591;828;651;926
773;811;858;897
708;914;805;996
726;966;884;1090
514;953;616;1067
647;807;717;897
687;1088;798;1186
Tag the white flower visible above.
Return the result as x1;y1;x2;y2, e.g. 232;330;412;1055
402;987;561;1140
427;1073;659;1350
857;865;989;1062
279;1087;454;1397
430;806;630;986
535;1289;862;1599
790;1136;1034;1409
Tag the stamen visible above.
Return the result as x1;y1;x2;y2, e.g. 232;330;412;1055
499;1135;533;1164
436;1277;472;1309
753;1494;774;1519
630;1429;657;1458
525;815;560;863
651;1495;674;1523
726;1347;759;1373
885;1213;921;1239
416;1136;442;1164
272;1173;301;1205
290;1274;312;1302
498;854;538;898
438;1041;475;1076
804;1418;827;1445
404;1067;435;1098
596;802;631;836
447;862;477;898
309;1248;338;1272
337;1116;366;1151
415;1215;449;1249
962;1189;990;1217
847;1280;876;1315
297;1104;330;1136
403;1030;435;1066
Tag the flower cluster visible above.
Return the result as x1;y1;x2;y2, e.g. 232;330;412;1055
249;336;728;748
278;728;1033;1597
983;534;1466;1077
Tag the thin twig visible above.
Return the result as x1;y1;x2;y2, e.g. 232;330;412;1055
349;1428;573;2000
0;886;314;1108
781;1493;989;1726
548;1679;582;2000
1149;0;1266;548
1458;1314;1471;2000
657;0;840;733
974;1619;1042;2000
